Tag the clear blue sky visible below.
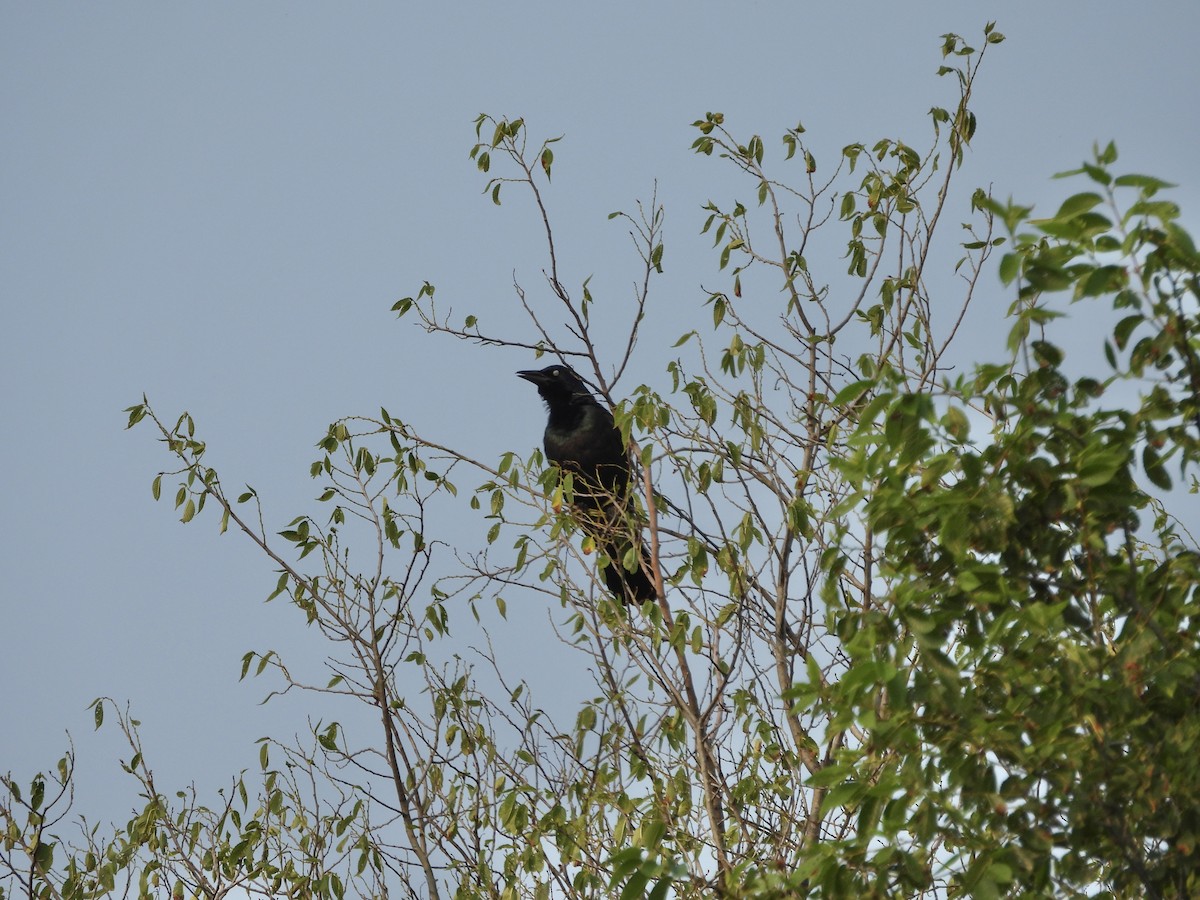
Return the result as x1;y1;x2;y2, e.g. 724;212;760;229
4;2;1199;826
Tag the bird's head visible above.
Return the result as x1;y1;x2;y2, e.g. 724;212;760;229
516;365;594;406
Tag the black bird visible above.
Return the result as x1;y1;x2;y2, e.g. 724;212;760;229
517;365;657;605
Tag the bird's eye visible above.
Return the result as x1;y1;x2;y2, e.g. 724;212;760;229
551;369;560;377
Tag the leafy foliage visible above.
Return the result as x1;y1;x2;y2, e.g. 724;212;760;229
5;23;1200;900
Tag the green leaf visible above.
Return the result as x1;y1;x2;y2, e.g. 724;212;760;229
1053;192;1104;220
1077;264;1127;298
823;780;863;810
833;379;873;406
1114;173;1174;192
1078;447;1126;487
1142;444;1171;491
641;820;665;848
30;777;44;811
998;252;1020;286
1034;211;1111;240
943;405;970;442
1113;314;1144;350
33;838;54;874
807;766;851;792
620;872;649;900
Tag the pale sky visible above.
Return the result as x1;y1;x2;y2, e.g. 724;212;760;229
4;1;1199;834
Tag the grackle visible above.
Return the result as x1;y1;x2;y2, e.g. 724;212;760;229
518;365;657;605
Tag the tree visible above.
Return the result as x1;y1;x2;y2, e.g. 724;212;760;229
5;24;1200;898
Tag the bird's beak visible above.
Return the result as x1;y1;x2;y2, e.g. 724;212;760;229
517;370;548;386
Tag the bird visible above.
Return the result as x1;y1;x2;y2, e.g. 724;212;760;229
517;365;657;605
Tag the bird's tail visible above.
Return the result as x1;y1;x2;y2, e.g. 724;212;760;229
600;540;657;605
